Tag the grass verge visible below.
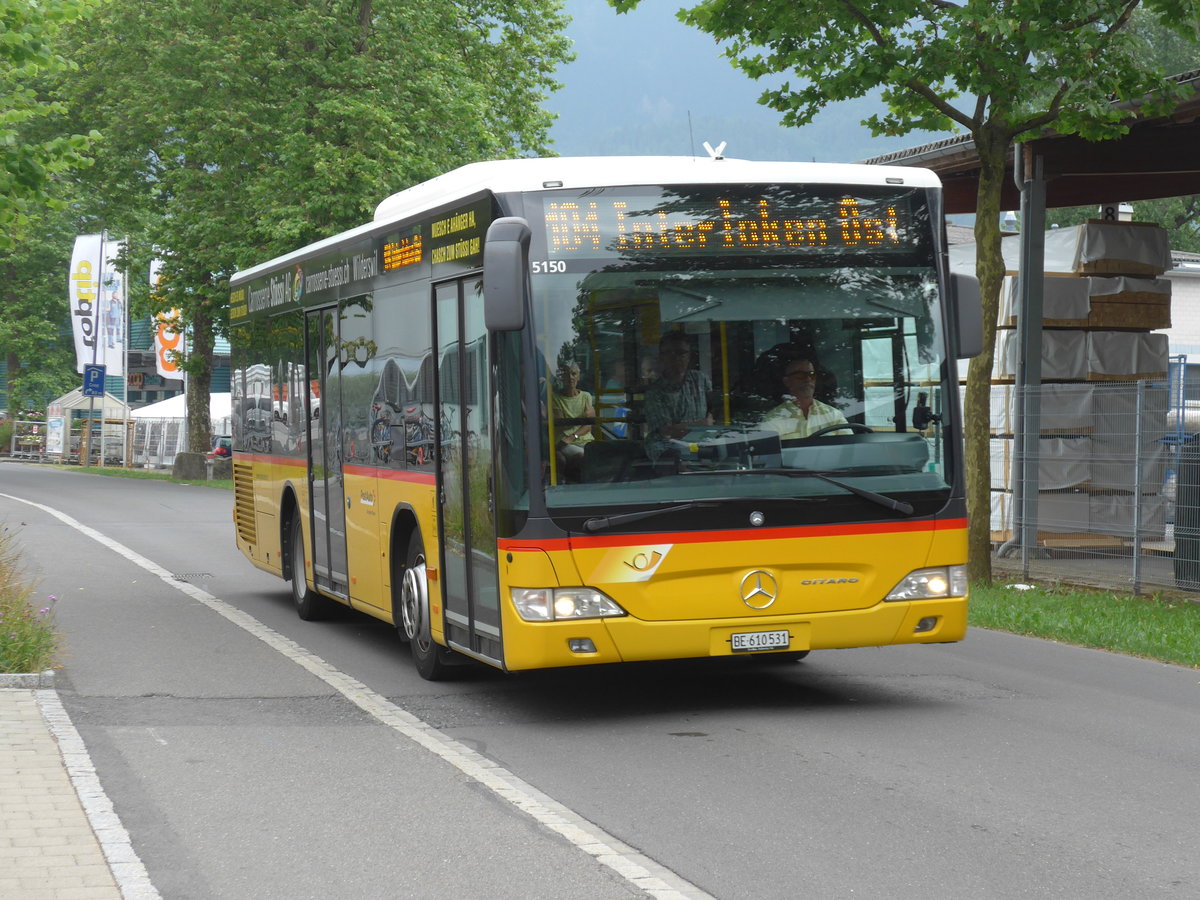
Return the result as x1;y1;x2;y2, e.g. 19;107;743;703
971;580;1200;668
0;524;59;674
66;465;231;491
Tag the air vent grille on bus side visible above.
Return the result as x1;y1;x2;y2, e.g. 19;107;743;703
233;461;257;545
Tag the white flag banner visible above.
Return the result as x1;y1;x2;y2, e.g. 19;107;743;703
98;238;126;377
68;235;102;374
150;259;183;380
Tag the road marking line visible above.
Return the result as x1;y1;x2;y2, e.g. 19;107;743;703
3;492;712;900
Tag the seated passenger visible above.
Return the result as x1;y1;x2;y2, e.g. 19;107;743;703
643;331;713;443
759;357;850;439
552;361;594;477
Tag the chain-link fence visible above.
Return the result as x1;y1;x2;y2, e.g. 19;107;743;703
989;379;1198;594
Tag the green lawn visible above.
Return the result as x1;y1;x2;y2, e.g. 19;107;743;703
970;580;1200;668
65;464;231;491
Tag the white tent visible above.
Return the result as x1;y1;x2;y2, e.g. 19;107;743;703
130;392;231;421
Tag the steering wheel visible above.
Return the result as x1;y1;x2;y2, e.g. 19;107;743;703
806;422;874;439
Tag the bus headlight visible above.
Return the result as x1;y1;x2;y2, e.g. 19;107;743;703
885;565;968;601
511;587;626;621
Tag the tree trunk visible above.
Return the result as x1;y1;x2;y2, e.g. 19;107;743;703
964;128;1012;585
186;304;215;455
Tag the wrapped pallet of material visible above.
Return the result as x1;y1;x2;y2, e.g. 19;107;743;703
991;435;1092;491
1089;492;1166;539
1019;382;1098;433
999;275;1091;326
960;383;1016;434
990;490;1012;536
990;437;1012;490
1086;276;1171;329
999;274;1171;329
1091;382;1169;442
1089;437;1167;492
989;489;1166;540
1087;331;1169;380
995;329;1087;381
991;490;1092;536
996;220;1171;276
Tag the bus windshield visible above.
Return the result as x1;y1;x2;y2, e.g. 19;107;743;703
515;183;954;528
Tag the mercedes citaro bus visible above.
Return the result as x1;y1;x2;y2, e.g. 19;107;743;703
228;156;981;679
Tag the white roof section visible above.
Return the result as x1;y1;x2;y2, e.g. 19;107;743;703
130;392;231;420
47;389;129;417
232;156;940;284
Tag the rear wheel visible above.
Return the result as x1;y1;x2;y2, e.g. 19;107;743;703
290;516;330;620
399;533;453;680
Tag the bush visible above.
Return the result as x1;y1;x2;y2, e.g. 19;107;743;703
0;421;12;454
0;524;59;673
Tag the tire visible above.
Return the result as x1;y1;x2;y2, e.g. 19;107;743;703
290;516;330;621
399;533;454;680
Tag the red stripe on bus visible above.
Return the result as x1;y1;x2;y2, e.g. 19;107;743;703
239;456;437;486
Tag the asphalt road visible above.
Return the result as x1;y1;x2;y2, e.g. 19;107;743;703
3;462;1198;899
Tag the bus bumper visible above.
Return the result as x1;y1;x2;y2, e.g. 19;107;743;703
501;595;967;671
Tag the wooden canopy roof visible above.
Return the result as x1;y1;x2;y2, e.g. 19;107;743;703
863;71;1200;214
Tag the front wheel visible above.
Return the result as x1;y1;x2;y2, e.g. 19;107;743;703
399;534;454;680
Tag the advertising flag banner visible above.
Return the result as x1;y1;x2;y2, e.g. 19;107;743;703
98;239;126;377
67;235;126;376
150;259;184;380
68;235;102;374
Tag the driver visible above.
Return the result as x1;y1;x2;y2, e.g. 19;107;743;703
758;357;850;439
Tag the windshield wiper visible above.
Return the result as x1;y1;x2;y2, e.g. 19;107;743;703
581;501;720;533
681;467;915;516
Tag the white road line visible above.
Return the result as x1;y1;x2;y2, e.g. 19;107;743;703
3;492;712;900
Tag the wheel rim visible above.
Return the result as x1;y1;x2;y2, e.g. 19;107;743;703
400;554;428;646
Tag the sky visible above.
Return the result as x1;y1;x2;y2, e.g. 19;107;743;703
544;1;950;163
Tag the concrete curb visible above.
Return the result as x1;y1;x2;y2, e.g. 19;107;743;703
0;668;57;688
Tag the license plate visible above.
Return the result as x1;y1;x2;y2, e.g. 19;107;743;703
730;629;790;652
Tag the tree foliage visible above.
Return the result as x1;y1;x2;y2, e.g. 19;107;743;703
64;0;571;450
0;0;98;248
0;200;80;412
612;0;1200;582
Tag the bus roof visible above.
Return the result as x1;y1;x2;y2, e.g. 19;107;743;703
232;156;940;284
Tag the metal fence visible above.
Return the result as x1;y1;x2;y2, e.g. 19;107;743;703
129;416;231;469
988;378;1200;594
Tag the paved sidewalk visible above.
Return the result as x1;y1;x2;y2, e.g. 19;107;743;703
0;686;155;900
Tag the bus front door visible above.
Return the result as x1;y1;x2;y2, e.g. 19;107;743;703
305;307;349;600
434;278;502;666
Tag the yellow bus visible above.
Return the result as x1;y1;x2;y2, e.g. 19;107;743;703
228;157;981;679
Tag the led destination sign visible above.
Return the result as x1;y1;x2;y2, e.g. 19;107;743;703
543;190;920;257
382;229;422;271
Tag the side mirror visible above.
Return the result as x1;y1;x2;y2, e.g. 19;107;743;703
952;272;983;359
484;217;531;332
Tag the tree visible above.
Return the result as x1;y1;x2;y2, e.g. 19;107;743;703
0;201;80;412
66;0;572;452
611;0;1200;582
0;0;97;249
